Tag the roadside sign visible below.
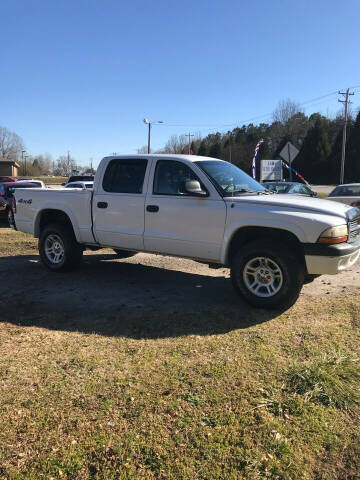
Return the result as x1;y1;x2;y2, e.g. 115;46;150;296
279;142;299;164
260;160;282;182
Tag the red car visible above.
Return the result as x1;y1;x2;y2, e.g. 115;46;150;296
0;176;17;183
0;181;44;225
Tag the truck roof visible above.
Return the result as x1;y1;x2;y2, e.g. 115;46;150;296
102;154;222;163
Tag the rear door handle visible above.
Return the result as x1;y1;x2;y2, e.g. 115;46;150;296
97;202;108;209
146;205;159;212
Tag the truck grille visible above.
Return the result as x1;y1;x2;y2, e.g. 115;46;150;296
349;216;360;243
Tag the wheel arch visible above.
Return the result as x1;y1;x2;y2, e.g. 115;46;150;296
35;208;80;241
225;226;305;266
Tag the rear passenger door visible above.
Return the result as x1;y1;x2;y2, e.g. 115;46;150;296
93;158;150;250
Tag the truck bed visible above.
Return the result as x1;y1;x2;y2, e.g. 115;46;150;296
14;188;94;243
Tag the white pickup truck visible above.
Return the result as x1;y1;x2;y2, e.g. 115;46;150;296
13;154;360;309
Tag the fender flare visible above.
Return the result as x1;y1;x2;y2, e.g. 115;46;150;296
33;203;81;242
221;220;306;265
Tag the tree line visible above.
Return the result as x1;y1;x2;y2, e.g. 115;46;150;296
2;98;360;183
146;100;360;184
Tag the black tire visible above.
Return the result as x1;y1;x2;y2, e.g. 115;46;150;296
39;223;83;272
113;249;136;259
230;240;305;310
6;208;14;227
304;274;320;284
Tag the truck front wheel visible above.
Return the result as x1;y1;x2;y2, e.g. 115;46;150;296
230;240;305;310
39;223;83;272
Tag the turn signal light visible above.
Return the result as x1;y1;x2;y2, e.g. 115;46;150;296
318;225;348;244
318;236;348;244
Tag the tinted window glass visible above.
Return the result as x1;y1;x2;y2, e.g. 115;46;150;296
153;160;200;195
196;160;265;196
291;185;303;194
103;159;147;193
266;183;290;193
329;185;360;197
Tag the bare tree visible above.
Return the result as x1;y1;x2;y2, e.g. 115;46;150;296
54;155;77;176
163;134;188;153
0;126;24;160
273;99;303;124
136;146;148;154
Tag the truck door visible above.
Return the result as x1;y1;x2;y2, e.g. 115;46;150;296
93;158;150;250
144;159;226;261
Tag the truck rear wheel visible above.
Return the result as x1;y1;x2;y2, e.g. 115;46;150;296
6;208;14;227
230;240;304;310
113;249;136;259
39;223;83;272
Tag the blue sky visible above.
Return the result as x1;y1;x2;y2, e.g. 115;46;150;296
1;0;360;167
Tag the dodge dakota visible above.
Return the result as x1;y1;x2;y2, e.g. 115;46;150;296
13;154;360;309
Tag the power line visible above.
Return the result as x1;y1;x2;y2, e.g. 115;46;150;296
160;86;360;136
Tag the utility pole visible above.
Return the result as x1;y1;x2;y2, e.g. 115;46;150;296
143;119;164;154
187;133;194;154
24;155;29;176
338;88;354;184
90;157;93;172
228;132;233;163
147;123;151;154
21;150;26;176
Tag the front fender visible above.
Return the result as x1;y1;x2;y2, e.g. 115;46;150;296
220;216;307;265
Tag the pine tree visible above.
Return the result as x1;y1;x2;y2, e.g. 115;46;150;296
292;119;331;183
190;141;197;155
344;111;360;183
209;142;221;159
327;128;343;184
197;141;208;156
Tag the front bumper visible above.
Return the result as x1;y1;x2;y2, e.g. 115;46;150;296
303;237;360;275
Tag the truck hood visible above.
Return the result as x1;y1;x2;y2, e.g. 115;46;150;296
225;194;355;220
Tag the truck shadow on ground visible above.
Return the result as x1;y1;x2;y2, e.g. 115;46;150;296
0;252;282;338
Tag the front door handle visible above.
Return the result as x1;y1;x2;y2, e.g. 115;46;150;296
97;202;108;209
146;205;159;212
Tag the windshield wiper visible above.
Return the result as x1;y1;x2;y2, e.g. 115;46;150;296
228;189;258;195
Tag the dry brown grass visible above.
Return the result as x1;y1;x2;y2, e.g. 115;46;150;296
0;225;359;479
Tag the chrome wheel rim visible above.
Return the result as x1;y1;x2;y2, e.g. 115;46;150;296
243;257;283;298
45;234;65;264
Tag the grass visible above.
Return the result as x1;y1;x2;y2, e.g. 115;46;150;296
18;176;68;185
0;226;359;479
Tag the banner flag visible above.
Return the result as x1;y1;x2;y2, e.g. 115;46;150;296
282;161;310;186
252;139;264;179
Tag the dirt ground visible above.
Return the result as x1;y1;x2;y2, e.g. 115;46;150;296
0;223;359;334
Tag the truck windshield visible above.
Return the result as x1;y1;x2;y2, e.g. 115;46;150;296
195;160;266;196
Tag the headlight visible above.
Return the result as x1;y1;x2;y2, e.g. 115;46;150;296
318;225;348;244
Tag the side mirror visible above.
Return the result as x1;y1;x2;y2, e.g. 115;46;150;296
181;180;208;197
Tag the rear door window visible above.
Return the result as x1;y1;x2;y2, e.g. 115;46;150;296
102;159;148;193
